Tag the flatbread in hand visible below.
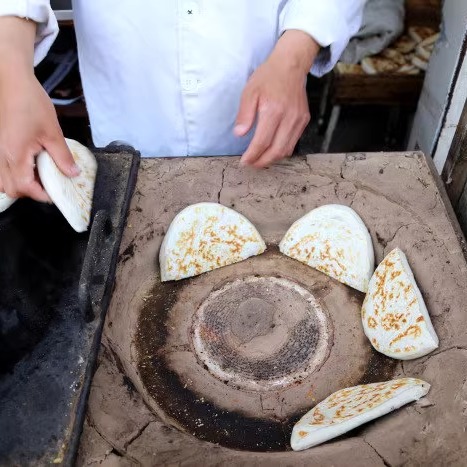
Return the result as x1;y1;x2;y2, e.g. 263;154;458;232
160;202;266;281
291;378;430;451
280;205;374;293
0;138;97;232
362;248;438;360
37;138;97;233
0;193;16;213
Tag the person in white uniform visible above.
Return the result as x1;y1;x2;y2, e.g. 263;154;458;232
0;1;365;202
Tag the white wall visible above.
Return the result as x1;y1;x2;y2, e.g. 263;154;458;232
408;0;467;173
433;53;467;173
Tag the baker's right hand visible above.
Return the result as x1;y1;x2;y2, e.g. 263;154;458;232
0;73;80;202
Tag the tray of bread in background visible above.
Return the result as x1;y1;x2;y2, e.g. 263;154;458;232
332;26;439;106
337;26;439;77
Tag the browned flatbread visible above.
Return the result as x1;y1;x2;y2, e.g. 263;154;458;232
408;26;437;44
397;64;420;75
381;48;407;66
291;378;430;451
160;203;266;281
362;248;438;359
420;32;440;48
361;57;399;75
279;204;374;293
416;45;432;61
412;55;429;71
336;62;365;75
393;34;417;54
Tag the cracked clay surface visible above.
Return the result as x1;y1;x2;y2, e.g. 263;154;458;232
77;153;467;466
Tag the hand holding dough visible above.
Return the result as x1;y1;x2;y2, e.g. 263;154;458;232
0;138;97;233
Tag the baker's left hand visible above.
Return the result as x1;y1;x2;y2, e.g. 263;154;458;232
235;30;320;168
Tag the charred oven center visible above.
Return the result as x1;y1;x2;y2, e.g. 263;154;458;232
192;276;331;391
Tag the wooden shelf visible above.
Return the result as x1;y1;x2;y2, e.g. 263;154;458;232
58;19;74;27
331;73;424;106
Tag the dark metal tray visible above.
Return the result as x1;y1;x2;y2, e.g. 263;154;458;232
0;147;139;466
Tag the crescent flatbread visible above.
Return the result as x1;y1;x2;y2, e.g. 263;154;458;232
420;33;440;48
160;203;266;282
397;64;420;75
412;55;429;71
279;205;374;293
336;63;365;75
381;48;406;67
361;57;399;75
0;193;16;213
362;248;438;359
392;35;417;54
408;26;436;44
37;138;97;233
291;378;430;451
416;45;432;61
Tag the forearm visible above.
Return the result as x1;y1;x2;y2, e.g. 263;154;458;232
0;17;36;79
268;30;320;76
279;0;365;76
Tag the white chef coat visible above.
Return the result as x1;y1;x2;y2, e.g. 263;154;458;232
0;1;365;157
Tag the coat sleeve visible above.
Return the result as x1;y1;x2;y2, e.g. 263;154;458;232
279;0;366;77
0;0;58;66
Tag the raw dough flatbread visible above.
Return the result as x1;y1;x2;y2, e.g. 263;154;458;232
37;138;97;233
362;248;439;360
279;204;374;293
291;378;430;451
160;202;266;282
0;193;16;213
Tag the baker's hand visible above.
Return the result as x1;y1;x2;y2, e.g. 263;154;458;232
0;16;79;202
235;30;320;168
0;75;80;202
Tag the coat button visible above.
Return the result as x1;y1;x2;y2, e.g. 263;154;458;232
184;2;199;17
